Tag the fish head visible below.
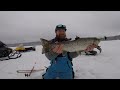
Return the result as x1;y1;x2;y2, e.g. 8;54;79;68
91;38;101;48
94;38;101;45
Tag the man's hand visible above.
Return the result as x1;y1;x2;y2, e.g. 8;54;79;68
85;44;97;52
52;43;64;54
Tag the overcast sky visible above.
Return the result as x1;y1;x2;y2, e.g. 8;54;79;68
0;11;120;44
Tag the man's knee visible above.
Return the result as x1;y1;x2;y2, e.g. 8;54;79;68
42;71;57;79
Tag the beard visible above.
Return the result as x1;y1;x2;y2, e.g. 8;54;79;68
56;34;66;41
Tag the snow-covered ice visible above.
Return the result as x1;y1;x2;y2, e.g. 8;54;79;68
0;40;120;79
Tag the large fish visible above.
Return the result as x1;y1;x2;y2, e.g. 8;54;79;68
40;36;101;54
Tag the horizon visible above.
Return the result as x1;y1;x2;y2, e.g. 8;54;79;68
0;11;120;44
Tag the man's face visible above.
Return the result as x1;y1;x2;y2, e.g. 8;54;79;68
55;29;66;39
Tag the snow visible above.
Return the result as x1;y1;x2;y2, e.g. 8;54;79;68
0;40;120;79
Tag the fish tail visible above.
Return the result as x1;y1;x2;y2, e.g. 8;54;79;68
40;38;50;54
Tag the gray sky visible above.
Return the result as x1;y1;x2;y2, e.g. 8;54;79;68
0;11;120;44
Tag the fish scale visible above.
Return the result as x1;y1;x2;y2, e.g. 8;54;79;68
40;37;101;54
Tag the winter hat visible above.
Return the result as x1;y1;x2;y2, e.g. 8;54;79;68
55;24;67;32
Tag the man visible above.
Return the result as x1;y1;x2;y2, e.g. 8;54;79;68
42;24;95;79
